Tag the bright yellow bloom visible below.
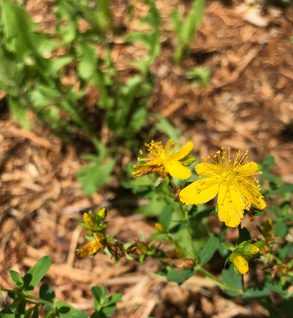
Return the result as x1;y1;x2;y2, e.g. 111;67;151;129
133;140;195;180
179;148;266;227
229;252;249;275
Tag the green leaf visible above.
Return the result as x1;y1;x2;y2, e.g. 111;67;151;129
1;0;36;56
135;193;167;217
198;236;219;265
123;241;134;250
238;226;251;242
56;301;87;318
102;304;116;316
24;307;34;318
222;264;243;297
242;286;270;301
0;298;26;314
9;270;24;288
186;67;210;87
262;155;275;171
159;203;174;230
8;97;30;130
221;242;235;252
265;276;288;298
91;285;105;305
261;171;276;182
170;9;182;38
76;158;115;196
40;283;55;311
253;208;264;216
158;267;195;285
54;0;78;43
31;306;40;318
274;221;288;239
43;57;73;76
90;312;107;318
122;174;154;195
181;0;205;43
76;42;98;83
106;293;122;306
271;184;293;196
153;114;181;141
277;244;288;261
23;256;51;295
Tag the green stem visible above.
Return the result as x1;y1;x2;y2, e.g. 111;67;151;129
197;267;243;294
167;233;182;253
1;288;55;307
178;202;199;264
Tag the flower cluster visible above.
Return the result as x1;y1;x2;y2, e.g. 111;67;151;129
76;208;107;257
134;142;266;228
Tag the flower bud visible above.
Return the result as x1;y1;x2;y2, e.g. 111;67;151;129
228;252;249;275
97;208;107;220
155;223;167;233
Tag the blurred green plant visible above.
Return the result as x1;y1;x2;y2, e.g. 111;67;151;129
186;67;210;87
0;0;207;196
0;256;122;318
171;0;206;64
0;0;163;196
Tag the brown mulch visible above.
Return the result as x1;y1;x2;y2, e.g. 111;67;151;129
1;0;293;317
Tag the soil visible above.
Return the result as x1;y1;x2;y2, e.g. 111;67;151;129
1;0;293;317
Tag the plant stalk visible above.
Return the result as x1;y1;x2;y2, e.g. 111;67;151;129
197;267;243;294
1;288;55;307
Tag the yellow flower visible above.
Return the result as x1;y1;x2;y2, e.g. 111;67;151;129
179;148;266;227
229;252;249;275
76;233;105;257
133;140;195;180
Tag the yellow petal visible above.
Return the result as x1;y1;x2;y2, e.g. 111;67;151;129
236;178;266;210
195;162;225;177
168;141;193;161
76;240;103;257
179;178;219;205
248;244;259;255
93;232;106;246
165;160;192;180
217;183;245;227
132;162;158;175
83;213;96;230
235;162;258;176
231;253;249;275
